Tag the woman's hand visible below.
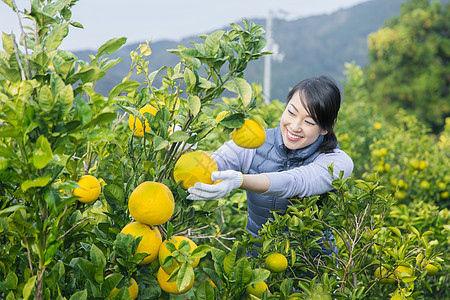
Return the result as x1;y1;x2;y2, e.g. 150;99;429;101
187;170;243;200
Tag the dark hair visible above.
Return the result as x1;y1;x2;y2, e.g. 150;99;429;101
286;76;341;153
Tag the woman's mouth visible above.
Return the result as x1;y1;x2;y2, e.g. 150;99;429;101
286;129;302;141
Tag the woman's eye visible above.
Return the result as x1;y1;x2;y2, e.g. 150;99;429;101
288;109;295;116
305;120;316;125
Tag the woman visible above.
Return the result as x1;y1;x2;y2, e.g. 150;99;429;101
187;76;353;240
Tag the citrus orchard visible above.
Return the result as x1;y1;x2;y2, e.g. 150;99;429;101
232;119;266;149
158;235;200;274
73;175;101;204
173;150;218;189
128;181;174;225
157;267;194;295
265;253;288;273
128;104;158;137
120;221;162;264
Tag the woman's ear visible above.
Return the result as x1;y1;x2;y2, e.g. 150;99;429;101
320;129;328;136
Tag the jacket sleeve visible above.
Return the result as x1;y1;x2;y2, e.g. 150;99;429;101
262;149;353;198
210;140;255;173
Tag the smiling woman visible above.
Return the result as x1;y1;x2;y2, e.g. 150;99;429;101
187;76;353;243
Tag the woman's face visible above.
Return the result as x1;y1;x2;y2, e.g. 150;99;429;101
280;91;327;150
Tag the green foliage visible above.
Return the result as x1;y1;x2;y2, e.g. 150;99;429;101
336;62;448;299
365;0;449;132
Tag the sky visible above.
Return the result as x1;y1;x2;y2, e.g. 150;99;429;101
0;0;370;51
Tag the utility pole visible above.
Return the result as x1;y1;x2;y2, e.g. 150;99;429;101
263;10;273;104
263;10;284;104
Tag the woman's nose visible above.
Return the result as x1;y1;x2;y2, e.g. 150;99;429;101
290;120;303;132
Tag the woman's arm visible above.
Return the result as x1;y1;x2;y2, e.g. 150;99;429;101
210;140;255;172
262;149;353;198
240;174;271;194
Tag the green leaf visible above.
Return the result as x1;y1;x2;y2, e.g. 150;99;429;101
2;32;15;54
102;273;123;297
5;291;15;300
177;263;195;292
168;130;189;143
38;85;54;113
90;244;106;284
191;245;211;258
0;204;27;216
69;289;87;300
97;37;127;57
153;136;169;151
33;135;53;169
85;112;117;128
31;50;49;69
23;275;37;300
234;77;252;106
51;261;65;287
220;113;245;128
235;258;252;285
251;268;270;284
195;280;215;300
21;177;52;192
1;0;13;9
187;95;201;117
223;244;238;276
388;226;402;238
184;68;196;89
103;184;124;205
75;96;93;126
4;271;18;290
78;258;96;283
108;80;140;100
205;30;224;56
44;23;69;51
55;84;73;117
44;186;57;215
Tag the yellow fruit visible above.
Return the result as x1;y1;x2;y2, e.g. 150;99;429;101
246;281;269;298
120;222;162;264
157;267;194;295
109;277;138;299
420;180;430;190
265;253;288;273
128;181;174;226
128;104;158;137
158;236;200;274
73;175;101;203
377;148;388;157
421;261;439;276
232;119;266;149
418;160;428;170
374;266;395;284
173;150;218;189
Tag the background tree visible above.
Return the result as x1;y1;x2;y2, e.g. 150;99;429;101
364;0;449;132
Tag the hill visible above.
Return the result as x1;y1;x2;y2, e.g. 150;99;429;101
74;0;406;101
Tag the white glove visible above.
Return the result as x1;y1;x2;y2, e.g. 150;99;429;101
187;170;243;200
